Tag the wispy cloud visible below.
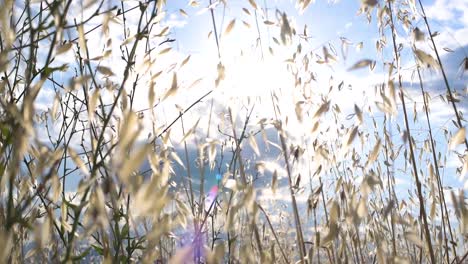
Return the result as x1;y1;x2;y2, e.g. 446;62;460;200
426;0;468;26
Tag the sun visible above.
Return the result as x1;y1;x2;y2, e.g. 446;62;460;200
216;52;291;99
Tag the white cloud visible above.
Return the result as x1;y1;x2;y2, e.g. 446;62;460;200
426;0;456;22
426;0;468;25
165;13;188;28
424;0;468;47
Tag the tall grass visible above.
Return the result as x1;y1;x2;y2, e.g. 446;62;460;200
0;0;467;263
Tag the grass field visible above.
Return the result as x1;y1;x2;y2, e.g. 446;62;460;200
0;0;467;263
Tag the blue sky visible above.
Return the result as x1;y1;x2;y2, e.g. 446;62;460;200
155;0;467;179
28;0;467;205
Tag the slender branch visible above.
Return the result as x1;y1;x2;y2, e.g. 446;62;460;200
387;2;436;263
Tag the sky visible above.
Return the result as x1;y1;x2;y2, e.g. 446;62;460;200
142;0;468;193
26;0;468;207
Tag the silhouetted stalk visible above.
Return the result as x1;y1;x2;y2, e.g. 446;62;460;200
312;206;320;263
62;4;153;261
270;93;307;262
305;144;323;263
454;251;468;264
224;107;254;263
181;116;195;214
417;0;468;150
318;171;335;263
387;2;436;263
416;66;457;262
254;9;264;59
383;118;397;257
154;91;213;141
278;127;307;262
258;204;289;264
197;143;206;215
209;0;221;59
388;1;436;264
228;107;264;258
384;116;414;261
